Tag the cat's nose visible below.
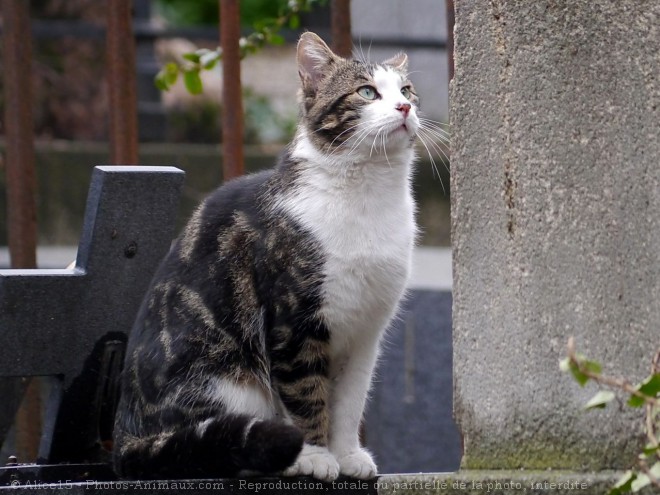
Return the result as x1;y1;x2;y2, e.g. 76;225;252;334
396;103;411;117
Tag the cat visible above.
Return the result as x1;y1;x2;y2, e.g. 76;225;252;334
113;31;420;482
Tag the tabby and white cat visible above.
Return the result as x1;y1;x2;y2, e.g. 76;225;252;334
113;32;420;482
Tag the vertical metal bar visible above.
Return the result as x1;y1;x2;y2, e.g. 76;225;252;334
446;0;455;81
2;0;38;269
2;1;41;463
14;378;41;462
331;0;352;58
106;0;139;164
220;0;244;181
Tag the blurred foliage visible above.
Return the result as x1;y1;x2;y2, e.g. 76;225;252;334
155;0;286;28
155;0;327;94
243;89;297;144
166;90;296;145
561;338;660;494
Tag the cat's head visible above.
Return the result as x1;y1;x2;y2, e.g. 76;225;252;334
296;32;419;158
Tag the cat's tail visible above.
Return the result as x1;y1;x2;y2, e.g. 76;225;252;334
113;415;304;480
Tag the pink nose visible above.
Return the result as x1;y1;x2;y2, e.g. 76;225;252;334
397;102;411;117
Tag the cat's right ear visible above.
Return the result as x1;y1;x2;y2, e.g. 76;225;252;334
297;32;339;90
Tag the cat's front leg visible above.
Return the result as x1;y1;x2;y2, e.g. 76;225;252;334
328;340;379;479
274;337;339;481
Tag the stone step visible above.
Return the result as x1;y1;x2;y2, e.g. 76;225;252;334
1;471;651;494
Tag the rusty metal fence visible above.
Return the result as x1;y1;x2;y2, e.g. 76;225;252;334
0;0;358;270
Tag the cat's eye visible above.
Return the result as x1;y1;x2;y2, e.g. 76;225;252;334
357;86;378;100
401;86;412;99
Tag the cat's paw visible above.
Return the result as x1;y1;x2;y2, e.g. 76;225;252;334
283;444;340;482
336;448;377;479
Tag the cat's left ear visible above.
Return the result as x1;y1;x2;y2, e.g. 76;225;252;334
297;32;340;90
383;52;409;73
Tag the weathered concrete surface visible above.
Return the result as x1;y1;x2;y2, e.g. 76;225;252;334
378;472;653;495
2;473;654;495
451;0;660;470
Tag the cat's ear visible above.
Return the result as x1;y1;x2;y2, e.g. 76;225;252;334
297;32;339;90
383;52;409;73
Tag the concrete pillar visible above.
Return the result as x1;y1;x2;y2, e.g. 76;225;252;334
451;0;659;471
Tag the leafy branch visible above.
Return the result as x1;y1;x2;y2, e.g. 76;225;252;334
155;0;328;94
560;337;660;494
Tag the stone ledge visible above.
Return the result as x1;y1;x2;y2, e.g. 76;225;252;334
1;472;654;494
378;471;653;495
0;476;373;494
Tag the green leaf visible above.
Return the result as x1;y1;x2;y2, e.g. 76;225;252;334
270;34;285;45
639;373;660;397
609;471;636;495
631;473;650;492
569;360;591;387
583;359;602;375
154;62;179;91
628;373;660;407
561;353;601;386
629;464;660;492
584;390;615;410
200;50;221;70
164;63;179;84
154;70;170;91
183;52;201;63
641;444;659;458
183;70;203;95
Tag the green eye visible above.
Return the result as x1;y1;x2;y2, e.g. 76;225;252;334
401;86;412;99
357;86;378;100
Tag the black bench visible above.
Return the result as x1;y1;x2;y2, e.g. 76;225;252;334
0;166;184;485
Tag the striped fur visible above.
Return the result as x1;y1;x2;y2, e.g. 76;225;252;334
113;32;419;481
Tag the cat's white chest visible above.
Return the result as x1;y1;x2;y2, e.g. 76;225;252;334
279;158;416;353
320;187;413;340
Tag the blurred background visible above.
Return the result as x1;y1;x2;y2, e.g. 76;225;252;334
0;0;450;252
0;0;459;478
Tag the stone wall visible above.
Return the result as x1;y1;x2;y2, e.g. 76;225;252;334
451;0;659;470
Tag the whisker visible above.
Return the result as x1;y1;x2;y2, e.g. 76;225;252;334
417;131;450;175
325;120;370;149
370;126;383;157
417;133;441;175
330;121;380;160
348;123;380;157
353;36;366;64
416;132;447;194
418;116;451;127
405;70;424;77
382;131;391;167
419;119;451;141
419;119;452;139
417;127;450;166
321;118;382;159
419;125;452;144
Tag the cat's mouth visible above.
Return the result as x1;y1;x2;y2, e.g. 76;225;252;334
378;118;416;140
390;122;413;136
